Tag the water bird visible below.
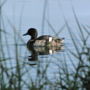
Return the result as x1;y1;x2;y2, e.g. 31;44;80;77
23;28;64;47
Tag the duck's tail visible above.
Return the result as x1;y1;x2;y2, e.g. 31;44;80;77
60;38;65;43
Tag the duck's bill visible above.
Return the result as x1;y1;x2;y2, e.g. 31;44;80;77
23;33;28;36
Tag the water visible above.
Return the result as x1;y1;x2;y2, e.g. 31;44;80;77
1;0;90;90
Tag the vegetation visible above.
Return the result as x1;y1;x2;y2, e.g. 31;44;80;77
0;0;90;90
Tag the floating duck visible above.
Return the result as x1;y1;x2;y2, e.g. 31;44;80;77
23;28;64;47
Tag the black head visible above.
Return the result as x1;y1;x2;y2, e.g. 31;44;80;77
23;28;38;39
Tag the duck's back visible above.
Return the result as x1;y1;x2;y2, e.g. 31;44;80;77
37;35;51;40
33;35;64;47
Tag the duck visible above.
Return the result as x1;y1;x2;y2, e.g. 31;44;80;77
23;28;64;47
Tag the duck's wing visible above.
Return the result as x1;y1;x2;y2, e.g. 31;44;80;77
33;35;51;47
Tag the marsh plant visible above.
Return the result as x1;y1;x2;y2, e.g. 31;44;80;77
0;1;90;90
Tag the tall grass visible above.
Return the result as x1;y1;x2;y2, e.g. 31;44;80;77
0;0;90;90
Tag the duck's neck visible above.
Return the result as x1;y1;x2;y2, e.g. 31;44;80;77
31;36;35;40
31;35;37;40
30;32;38;40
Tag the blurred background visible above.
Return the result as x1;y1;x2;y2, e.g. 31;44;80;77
0;0;90;90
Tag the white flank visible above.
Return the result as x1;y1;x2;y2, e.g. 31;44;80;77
49;37;52;42
49;50;53;54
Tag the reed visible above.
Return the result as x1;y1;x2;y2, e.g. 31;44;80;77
0;0;90;90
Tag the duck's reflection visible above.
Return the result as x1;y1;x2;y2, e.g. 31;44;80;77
27;45;64;66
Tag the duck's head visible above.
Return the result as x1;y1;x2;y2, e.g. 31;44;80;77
23;28;38;39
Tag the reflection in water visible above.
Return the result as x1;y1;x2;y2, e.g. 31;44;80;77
27;45;64;65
